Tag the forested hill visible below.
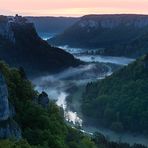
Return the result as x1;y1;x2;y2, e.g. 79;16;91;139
103;31;148;57
0;15;80;77
48;14;148;58
0;61;97;148
82;54;148;134
0;61;146;148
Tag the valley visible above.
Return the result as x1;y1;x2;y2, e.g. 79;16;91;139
31;47;148;146
48;14;148;58
0;14;148;148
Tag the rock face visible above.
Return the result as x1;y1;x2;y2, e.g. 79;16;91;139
78;14;148;29
0;71;21;139
0;15;80;77
0;73;10;121
0;16;15;43
38;91;49;108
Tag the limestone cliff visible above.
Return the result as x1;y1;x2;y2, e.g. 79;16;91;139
0;72;10;121
0;71;21;139
0;15;80;77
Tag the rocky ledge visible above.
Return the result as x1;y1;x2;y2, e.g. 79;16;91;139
0;71;21;139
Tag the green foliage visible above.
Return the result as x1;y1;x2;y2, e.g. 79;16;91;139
82;55;148;134
20;101;68;148
0;61;36;103
66;127;96;148
49;15;148;58
0;61;96;148
105;31;148;57
92;132;147;148
0;139;32;148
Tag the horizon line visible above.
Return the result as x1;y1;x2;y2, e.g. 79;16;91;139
3;13;148;18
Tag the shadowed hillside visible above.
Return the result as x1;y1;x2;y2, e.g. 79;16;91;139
0;15;81;76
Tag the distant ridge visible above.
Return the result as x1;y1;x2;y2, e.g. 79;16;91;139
48;14;148;57
26;16;79;34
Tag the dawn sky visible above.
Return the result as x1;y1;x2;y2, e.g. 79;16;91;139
0;0;148;16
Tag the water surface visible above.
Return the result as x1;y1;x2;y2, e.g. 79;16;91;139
32;48;147;146
38;32;56;40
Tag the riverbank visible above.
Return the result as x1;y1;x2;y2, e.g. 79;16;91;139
32;51;148;146
66;83;148;146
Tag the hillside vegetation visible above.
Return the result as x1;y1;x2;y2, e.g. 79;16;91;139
82;55;148;134
0;61;96;148
49;14;148;57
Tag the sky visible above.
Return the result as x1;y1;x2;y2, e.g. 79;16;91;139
0;0;148;17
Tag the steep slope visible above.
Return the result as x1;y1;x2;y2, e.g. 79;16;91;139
82;54;148;134
0;58;146;148
48;14;148;57
105;31;148;57
0;72;21;139
0;15;80;76
0;61;96;148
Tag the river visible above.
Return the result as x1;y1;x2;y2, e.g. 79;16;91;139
38;32;56;40
32;48;148;146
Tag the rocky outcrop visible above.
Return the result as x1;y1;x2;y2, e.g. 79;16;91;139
0;72;10;121
0;16;15;43
79;14;148;29
0;15;80;77
0;15;30;43
38;91;49;108
0;71;21;139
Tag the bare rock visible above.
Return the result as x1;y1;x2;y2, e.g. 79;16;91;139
0;71;21;139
